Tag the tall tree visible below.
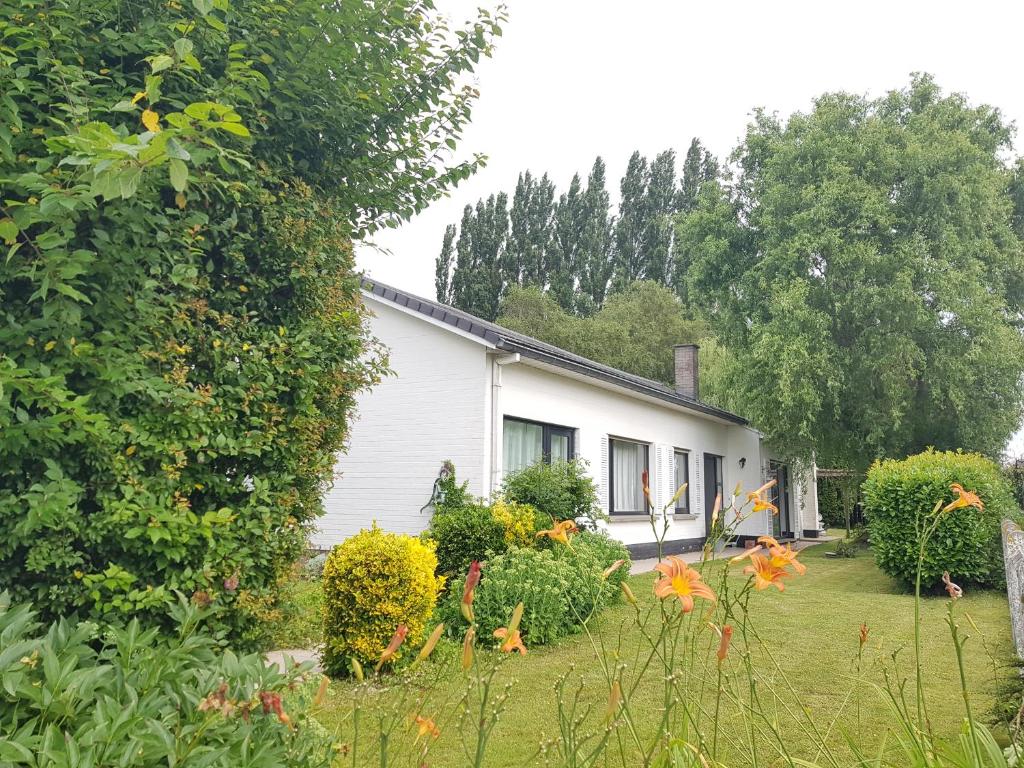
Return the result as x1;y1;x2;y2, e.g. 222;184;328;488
612;152;650;290
548;173;587;311
678;75;1024;469
577;157;615;313
672;139;718;301
643;150;678;285
450;194;509;320
435;224;457;302
505;171;555;287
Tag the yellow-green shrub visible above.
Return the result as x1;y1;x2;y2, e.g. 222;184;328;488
322;526;443;675
490;498;542;547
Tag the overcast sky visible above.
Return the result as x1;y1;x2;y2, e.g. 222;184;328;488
355;0;1024;458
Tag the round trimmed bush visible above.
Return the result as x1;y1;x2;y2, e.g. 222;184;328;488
863;450;1017;589
322;526;443;675
502;459;599;523
427;503;506;578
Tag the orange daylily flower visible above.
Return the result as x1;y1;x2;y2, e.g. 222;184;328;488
536;520;578;547
747;480;779;515
943;484;984;514
494;601;527;654
716;624;733;663
744;553;790;591
414;715;440;741
942;571;963;600
376;624;409;671
766;542;806;576
652;556;717;612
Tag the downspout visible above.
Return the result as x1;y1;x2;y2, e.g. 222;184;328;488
489;352;521;496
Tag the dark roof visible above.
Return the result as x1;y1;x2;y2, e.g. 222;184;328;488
361;277;748;425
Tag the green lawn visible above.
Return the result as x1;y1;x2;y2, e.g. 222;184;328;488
285;542;1015;766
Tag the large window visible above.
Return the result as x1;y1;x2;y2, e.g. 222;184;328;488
503;417;575;475
673;449;690;514
609;438;649;515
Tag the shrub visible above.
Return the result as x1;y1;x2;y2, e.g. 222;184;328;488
816;477;846;528
322;527;443;675
0;593;333;767
0;0;501;647
490;498;544;547
573;530;632;598
1007;459;1024;511
427;503;507;578
439;545;607;646
503;460;600;523
863;450;1017;588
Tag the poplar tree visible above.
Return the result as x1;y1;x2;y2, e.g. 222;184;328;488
435;224;456;303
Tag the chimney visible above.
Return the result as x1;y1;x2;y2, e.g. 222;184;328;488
673;344;699;400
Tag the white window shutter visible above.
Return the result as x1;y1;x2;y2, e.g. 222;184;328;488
599;436;609;513
694;453;703;516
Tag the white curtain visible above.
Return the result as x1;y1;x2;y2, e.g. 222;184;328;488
550;433;569;463
613;440;646;512
503;419;542;474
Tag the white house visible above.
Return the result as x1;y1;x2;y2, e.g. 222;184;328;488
313;278;822;556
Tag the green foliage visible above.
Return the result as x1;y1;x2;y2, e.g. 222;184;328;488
0;592;332;767
502;459;599;523
863;450;1016;588
490;498;544;548
439;545;606;646
0;0;500;645
321;527;442;675
817;477;847;529
268;578;324;650
427;503;507;578
1006;459;1024;511
679;75;1024;469
573;529;632;598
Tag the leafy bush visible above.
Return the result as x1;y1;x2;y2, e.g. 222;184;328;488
490;498;544;547
502;460;600;523
427;503;507;578
573;530;632;598
1007;459;1024;511
817;477;846;528
863;450;1016;588
321;526;442;675
0;593;332;767
0;0;500;647
439;546;607;646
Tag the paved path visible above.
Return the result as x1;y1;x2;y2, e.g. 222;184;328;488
630;537;825;575
265;648;322;674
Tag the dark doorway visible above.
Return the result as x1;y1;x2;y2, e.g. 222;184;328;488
770;462;793;538
703;453;724;538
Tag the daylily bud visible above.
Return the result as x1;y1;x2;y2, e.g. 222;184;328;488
717;625;733;663
461;627;475;671
621;582;637;607
313;675;330;707
605;680;622;723
376;624;409;672
602;559;625;581
461;561;481;623
351;658;364;681
416;623;445;663
507;602;524;635
859;623;869;648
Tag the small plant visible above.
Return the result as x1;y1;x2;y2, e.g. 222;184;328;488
427;503;507;578
321;526;443;675
490;498;544;547
0;592;333;767
832;537;858;558
502;459;600;523
863;449;1016;588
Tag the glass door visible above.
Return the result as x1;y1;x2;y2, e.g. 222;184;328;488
703;453;723;537
770;462;792;538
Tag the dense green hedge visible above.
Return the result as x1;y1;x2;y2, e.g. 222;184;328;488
502;459;599;523
863;450;1016;588
0;0;499;645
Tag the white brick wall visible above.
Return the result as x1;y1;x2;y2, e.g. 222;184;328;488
312;296;489;548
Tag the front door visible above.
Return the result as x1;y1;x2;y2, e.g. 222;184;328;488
770;462;792;538
703;453;723;538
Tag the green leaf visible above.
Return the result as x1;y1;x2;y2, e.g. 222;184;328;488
149;55;174;74
169;159;188;192
192;0;214;14
216;122;250;138
0;219;18;245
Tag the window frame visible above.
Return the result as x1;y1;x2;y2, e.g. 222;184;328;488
608;436;651;516
673;448;691;515
502;416;576;474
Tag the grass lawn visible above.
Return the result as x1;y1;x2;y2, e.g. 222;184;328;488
282;541;1016;766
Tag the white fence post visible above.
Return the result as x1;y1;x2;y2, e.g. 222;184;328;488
1002;519;1024;658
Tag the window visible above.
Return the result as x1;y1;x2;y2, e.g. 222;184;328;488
673;449;690;514
503;417;575;475
609;438;649;515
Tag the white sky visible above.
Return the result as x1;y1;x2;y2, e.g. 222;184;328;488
355;0;1024;458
